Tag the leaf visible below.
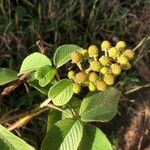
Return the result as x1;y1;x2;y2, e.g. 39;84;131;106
47;110;62;132
79;87;121;122
48;79;73;106
0;68;18;86
0;124;35;150
35;65;56;87
53;44;83;68
19;52;52;75
27;72;49;95
79;124;112;150
41;119;83;150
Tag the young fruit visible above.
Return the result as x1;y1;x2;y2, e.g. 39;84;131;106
100;67;110;75
88;82;96;91
110;64;121;76
71;51;82;63
67;70;75;79
103;74;115;85
90;61;101;72
88;45;99;57
101;40;111;51
89;72;98;82
123;49;134;60
115;41;126;51
99;56;110;66
95;79;107;91
121;62;131;70
117;55;128;65
74;72;87;84
81;49;88;57
73;83;81;94
108;47;119;58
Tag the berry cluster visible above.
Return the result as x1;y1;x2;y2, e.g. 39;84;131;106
68;41;135;94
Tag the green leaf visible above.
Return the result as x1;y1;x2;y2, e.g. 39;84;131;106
0;124;35;150
41;119;83;150
48;79;73;106
19;52;51;75
79;87;121;122
0;68;18;86
47;110;62;132
53;44;83;68
79;124;112;150
35;65;56;87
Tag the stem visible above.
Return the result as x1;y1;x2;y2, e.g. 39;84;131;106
56;70;60;80
47;104;73;118
77;63;83;71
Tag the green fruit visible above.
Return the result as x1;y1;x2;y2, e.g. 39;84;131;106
81;49;88;57
88;45;99;57
89;72;98;82
99;56;110;66
95;79;107;91
123;49;134;60
71;51;82;63
74;72;87;84
89;82;96;91
115;41;126;51
101;40;111;51
108;47;119;58
100;67;110;74
110;64;121;76
117;55;128;65
103;74;115;85
90;61;101;72
68;70;75;79
73;83;81;94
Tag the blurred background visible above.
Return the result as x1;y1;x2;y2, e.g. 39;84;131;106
0;0;150;150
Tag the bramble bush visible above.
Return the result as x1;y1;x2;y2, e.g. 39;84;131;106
0;40;135;150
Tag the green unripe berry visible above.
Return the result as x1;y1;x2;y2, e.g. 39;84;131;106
74;72;87;84
81;49;88;57
90;61;101;72
89;82;96;91
88;45;99;57
101;40;111;51
110;64;121;76
95;79;107;91
68;70;75;79
121;62;131;70
71;51;82;63
123;49;134;60
89;72;98;82
99;56;110;66
117;55;128;65
73;83;81;94
103;74;115;85
100;67;110;74
108;47;119;58
115;41;126;51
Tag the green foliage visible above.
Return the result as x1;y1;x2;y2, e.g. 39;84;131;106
41;119;83;150
48;79;73;106
19;52;52;75
79;87;121;122
47;110;62;132
0;68;18;86
53;44;83;68
35;65;56;87
0;124;35;150
79;124;112;150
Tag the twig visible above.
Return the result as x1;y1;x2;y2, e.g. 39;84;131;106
0;73;29;99
2;98;73;131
